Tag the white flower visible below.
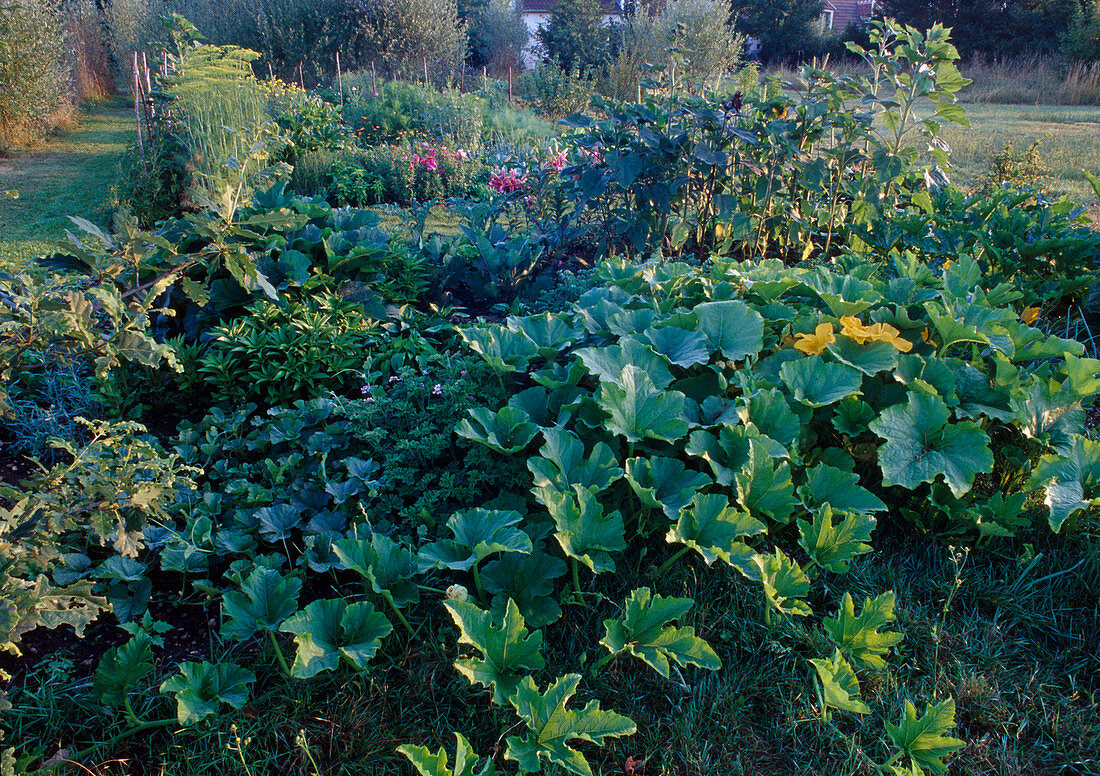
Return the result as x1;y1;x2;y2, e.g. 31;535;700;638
446;584;469;602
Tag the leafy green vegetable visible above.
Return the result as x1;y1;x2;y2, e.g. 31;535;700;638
92;633;154;707
528;428;622;507
221;567;302;641
694;300;764;361
1028;435;1100;531
624;456;712;520
444;598;545;704
780;356;864;408
810;649;870;715
333;532;419;608
160;661;256;725
279;599;393;678
399;732;497;776
457;406;539;455
420;509;533;572
824;591;904;670
481;551;567;628
751;550;812;617
600;587;721;677
597;366;689;443
799;463;887;514
505;674;636;776
666;492;764;572
545;486;627;574
869;390;992;497
885;698;965;774
797;506;876;574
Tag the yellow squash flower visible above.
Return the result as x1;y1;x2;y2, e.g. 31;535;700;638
840;316;913;352
793;323;836;356
1021;306;1041;324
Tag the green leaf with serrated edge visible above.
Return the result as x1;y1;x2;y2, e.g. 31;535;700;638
751;550;812;617
693;300;765;361
832;397;877;436
482;552;567;628
598;366;689;443
221;567;302;641
624;456;712;519
279;599;392;678
824;592;904;670
398;732;497;776
810;649;870;715
528;428;622;508
93;633;154;707
797;505;876;574
736;440;798;524
576;337;674;389
333;532;419;608
1062;353;1100;398
1027;435;1100;532
685;424;753;486
545;487;627;574
600;588;721;677
869;390;993;498
456;406;539;455
444;598;545;705
160;661;256;726
799;463;887;514
885;699;965;774
780;355;864;408
642;325;709;367
739;388;801;457
666;493;764;573
505;674;636;776
419;509;532;572
460;326;538;373
827;336;901;375
1010;380;1083;456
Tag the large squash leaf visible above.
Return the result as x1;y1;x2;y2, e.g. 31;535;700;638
399;732;497;776
160;661;255;726
799;463;887;514
279;599;393;678
505;674;636;776
797;505;876;574
885;698;965;774
751;550;812;617
780;355;864;408
482;551;567;628
624;456;712;519
1027;434;1100;532
333;531;419;608
597;365;689;443
221;567;302;641
419;509;533;572
869;390;992;498
92;633;154;707
545;487;627;574
600;587;721;677
666;492;764;573
528;428;622;507
823;591;903;670
810;649;870;715
457;406;539;455
444;598;545;705
693;300;765;361
575;337;674;389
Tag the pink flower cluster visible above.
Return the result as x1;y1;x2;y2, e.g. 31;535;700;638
545;150;568;172
410;146;470;172
489;168;525;193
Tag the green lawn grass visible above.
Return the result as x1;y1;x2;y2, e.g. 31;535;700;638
945;103;1100;208
0;98;132;268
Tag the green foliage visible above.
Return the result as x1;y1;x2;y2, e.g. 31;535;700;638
536;0;608;72
221;567;302;641
444;598;545;704
419;509;533;572
824;592;905;671
505;674;636;776
160;661;256;725
728;0;825;63
92;633;155;708
797;506;876;574
810;649;870;716
279;598;393;678
399;732;497;776
0;0;70;149
520;59;596;119
884;698;966;774
600;587;721;677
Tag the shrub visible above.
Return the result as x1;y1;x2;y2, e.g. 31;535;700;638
519;58;595;118
467;0;529;71
536;0;610;72
0;0;71;149
356;0;468;84
329;144;485;205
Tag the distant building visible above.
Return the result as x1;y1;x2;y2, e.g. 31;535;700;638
818;0;877;34
518;0;626;69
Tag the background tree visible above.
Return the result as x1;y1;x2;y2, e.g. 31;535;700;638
468;0;529;71
537;0;610;71
729;0;825;63
355;0;468;82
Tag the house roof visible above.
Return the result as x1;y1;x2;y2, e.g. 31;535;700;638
522;0;623;14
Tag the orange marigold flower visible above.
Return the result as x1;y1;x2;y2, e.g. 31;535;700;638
793;322;836;356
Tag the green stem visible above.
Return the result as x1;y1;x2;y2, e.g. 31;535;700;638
472;560;486;607
384;591;415;637
589;652;614;676
65;716;177;763
571;558;582;596
268;629;292;677
655;546;689;578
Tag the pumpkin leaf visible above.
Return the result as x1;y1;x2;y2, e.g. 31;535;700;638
751;550;812;617
444;598;545;705
823;591;904;670
885;698;965;774
597;365;689;443
221;567;302;641
279;599;393;678
545;487;627;574
810;649;870;715
797;505;876;574
666;492;764;573
399;732;497;776
419;509;533;572
457;406;539;455
600;587;721;677
160;661;255;726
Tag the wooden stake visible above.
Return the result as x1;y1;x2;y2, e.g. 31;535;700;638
132;51;145;171
336;51;344;106
508;66;513;103
162;50;168;79
142;51;152;94
372;61;377;96
268;62;274;81
423;57;429;85
298;61;305;90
